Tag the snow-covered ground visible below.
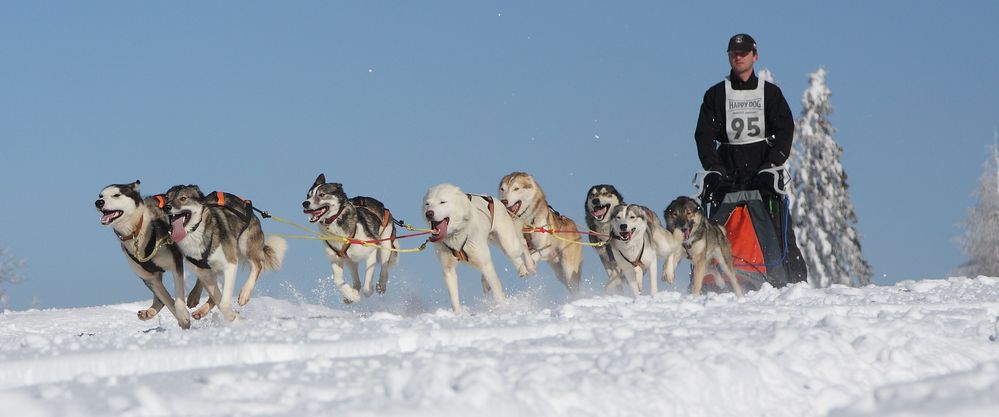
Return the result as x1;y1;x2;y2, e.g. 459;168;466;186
2;277;999;417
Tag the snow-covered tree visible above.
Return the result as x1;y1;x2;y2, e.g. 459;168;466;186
957;138;999;277
758;68;774;84
789;68;871;287
0;247;25;310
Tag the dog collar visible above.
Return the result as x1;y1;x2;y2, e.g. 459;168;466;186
322;205;347;225
117;215;144;242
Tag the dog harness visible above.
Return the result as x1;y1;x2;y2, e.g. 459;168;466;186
185;231;214;270
324;206;394;259
614;241;646;269
444;194;495;263
325;228;357;259
208;191;255;226
724;76;767;145
521;205;569;253
118;215;175;274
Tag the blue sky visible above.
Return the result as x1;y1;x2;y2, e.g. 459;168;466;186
2;1;997;311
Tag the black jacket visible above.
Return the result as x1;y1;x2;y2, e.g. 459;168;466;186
694;70;795;186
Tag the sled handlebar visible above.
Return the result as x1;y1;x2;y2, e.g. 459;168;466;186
691;170;722;199
691;164;792;198
758;164;791;196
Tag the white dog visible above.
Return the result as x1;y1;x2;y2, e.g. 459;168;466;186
96;181;192;329
423;183;536;313
607;204;684;297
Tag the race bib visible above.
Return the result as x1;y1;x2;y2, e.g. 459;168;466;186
724;77;766;145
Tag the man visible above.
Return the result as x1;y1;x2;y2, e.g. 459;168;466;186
694;33;807;284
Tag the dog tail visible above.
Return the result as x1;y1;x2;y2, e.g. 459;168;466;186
260;235;288;271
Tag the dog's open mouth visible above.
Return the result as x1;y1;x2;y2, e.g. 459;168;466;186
615;229;634;241
592;204;610;220
429;218;450;243
168;211;192;242
303;205;329;223
99;210;123;225
505;201;522;215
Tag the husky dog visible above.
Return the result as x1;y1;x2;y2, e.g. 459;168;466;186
423;183;537;314
606;204;684;297
663;196;744;297
164;185;287;321
302;174;399;304
584;185;625;285
498;172;583;294
96;181;192;329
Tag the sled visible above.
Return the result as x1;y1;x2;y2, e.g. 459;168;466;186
692;166;794;291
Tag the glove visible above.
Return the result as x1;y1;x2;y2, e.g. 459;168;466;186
702;170;732;205
753;166;783;197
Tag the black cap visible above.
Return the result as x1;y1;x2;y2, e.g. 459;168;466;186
727;33;756;52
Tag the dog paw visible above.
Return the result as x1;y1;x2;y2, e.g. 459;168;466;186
376;283;387;294
192;304;211;320
176;311;192;329
516;265;535;278
362;286;374;297
186;290;202;309
340;285;361;304
237;293;251;306
137;308;158;321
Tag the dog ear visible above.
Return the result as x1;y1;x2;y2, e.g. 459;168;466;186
131;180;141;193
186;185;205;200
613;187;624;203
608;204;624;218
313;174;326;188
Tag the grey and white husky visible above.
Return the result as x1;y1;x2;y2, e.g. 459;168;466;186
96;180;193;329
663;196;743;297
302;174;399;304
164;185;287;321
584;185;625;286
606;204;684;297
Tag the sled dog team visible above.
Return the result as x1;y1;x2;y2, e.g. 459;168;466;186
96;172;742;327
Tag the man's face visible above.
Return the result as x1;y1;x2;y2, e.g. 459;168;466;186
728;50;757;73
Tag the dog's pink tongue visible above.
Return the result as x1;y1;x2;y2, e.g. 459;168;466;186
100;212;115;224
170;217;187;242
430;219;449;243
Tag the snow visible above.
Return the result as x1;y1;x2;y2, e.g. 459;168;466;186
2;278;999;417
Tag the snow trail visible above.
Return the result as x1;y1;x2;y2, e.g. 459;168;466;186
1;278;998;417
